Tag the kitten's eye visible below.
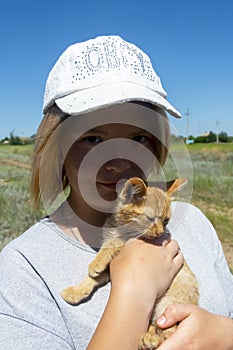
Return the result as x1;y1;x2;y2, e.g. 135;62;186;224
163;218;170;227
146;216;154;223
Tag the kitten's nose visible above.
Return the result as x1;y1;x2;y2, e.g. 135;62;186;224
104;159;131;173
152;222;164;236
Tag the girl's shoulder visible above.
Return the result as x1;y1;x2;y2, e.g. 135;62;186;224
1;218;54;253
169;201;220;253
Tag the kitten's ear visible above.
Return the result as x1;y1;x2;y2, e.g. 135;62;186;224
119;177;147;204
167;178;187;198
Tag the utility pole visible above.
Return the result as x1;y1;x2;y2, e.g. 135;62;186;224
216;120;219;143
185;108;190;144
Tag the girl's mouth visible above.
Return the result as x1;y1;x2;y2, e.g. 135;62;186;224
98;182;117;190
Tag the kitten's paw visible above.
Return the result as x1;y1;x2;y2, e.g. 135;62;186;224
88;260;105;278
138;332;161;350
61;286;90;305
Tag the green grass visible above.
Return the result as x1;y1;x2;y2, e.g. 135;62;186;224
0;143;232;270
0;145;44;248
186;143;233;244
187;142;233;153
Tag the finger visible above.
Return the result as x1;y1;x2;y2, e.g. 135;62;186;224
173;250;184;269
165;240;180;258
161;239;170;247
156;303;192;328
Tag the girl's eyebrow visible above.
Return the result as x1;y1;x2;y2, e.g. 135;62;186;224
130;130;153;137
83;125;151;137
84;127;108;135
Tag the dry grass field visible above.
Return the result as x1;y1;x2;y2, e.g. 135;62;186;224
0;143;232;271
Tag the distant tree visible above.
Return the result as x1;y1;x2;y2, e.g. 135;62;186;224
0;137;9;144
218;131;228;142
207;131;217;143
194;131;216;143
9;132;23;145
194;136;207;143
193;130;233;143
1;133;35;145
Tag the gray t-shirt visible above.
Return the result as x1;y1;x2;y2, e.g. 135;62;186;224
0;202;233;349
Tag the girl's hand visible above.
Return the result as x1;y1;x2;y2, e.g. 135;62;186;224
156;303;233;350
110;239;183;313
88;239;183;350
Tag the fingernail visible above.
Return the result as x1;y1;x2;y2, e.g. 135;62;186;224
157;315;167;325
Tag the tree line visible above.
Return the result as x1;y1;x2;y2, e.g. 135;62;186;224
188;131;233;143
1;131;233;146
0;132;35;145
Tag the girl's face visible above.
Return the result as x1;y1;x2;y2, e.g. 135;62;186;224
62;103;163;209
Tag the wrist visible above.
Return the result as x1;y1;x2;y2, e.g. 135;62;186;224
110;281;156;323
88;283;154;349
225;316;233;350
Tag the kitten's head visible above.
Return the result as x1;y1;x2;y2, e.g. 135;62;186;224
115;177;186;239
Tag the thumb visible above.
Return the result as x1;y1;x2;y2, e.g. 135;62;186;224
156;303;192;328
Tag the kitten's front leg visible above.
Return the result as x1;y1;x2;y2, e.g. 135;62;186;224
88;238;124;278
61;270;110;305
61;238;124;305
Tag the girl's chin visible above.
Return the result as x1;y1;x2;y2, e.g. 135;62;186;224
88;199;117;214
74;183;118;212
96;184;118;202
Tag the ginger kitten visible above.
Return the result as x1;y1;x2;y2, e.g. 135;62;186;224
61;177;198;349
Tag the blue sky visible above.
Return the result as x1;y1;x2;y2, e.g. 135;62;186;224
1;0;233;139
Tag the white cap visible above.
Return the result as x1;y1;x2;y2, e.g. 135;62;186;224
43;35;181;118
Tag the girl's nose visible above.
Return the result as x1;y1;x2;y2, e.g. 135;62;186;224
104;159;131;173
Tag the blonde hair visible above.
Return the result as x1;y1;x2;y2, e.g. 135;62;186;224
31;105;68;208
31;103;170;209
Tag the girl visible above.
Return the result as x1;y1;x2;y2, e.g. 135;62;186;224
0;35;232;350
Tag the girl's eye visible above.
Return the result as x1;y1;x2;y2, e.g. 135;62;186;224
82;136;102;144
132;135;148;143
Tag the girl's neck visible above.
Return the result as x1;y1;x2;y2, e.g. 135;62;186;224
67;191;111;228
50;190;111;248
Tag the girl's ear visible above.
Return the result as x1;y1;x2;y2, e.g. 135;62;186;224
167;178;187;197
119;177;147;204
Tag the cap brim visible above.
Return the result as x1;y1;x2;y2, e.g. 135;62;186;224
55;82;181;118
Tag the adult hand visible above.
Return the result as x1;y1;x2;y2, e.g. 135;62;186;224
156;303;233;350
